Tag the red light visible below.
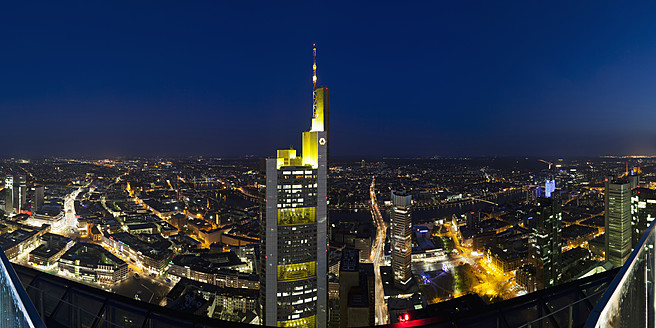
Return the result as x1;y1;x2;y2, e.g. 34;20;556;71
405;313;410;321
399;315;404;322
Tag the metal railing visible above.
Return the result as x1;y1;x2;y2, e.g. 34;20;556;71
585;219;656;328
516;287;607;328
0;247;46;328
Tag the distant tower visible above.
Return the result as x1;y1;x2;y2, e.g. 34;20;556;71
628;173;640;190
544;179;555;198
4;175;14;215
605;179;632;267
529;197;562;290
261;43;329;328
391;190;412;289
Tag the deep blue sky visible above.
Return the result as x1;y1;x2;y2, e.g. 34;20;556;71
2;2;656;158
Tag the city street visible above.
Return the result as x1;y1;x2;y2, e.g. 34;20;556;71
112;271;172;306
443;223;519;301
367;178;389;325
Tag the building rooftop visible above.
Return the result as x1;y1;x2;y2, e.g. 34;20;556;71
0;229;40;250
171;251;245;274
59;242;125;268
340;248;360;272
108;232;172;261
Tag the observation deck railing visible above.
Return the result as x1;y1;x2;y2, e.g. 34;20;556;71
0;247;46;328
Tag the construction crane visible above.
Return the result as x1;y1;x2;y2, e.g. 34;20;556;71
538;159;553;170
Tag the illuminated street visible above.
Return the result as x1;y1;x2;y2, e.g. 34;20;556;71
61;187;82;233
440;221;519;301
367;177;389;325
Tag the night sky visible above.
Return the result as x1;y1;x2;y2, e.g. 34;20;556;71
2;2;656;158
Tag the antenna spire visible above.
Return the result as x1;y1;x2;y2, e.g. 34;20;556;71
312;43;317;118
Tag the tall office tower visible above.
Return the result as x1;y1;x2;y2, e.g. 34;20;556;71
605;179;632;267
391;190;412;289
14;176;27;213
4;175;14;215
631;188;656;247
33;185;44;214
529;197;562;290
261;44;328;328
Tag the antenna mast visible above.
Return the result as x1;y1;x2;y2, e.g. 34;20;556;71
312;43;317;118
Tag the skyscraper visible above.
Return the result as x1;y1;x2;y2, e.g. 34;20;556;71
261;44;328;328
544;179;556;198
631;187;656;247
605;179;632;267
4;175;14;215
32;185;44;214
528;197;562;290
390;190;412;289
15;175;27;213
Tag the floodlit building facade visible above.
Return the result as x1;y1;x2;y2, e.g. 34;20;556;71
261;44;329;328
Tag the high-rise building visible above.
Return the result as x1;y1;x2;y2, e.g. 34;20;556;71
32;185;44;214
528;197;562;290
14;176;27;213
260;44;329;328
605;179;632;267
466;211;480;232
339;248;359;328
628;174;640;190
4;175;14;215
544;179;556;198
336;248;374;328
631;187;656;247
391;190;412;289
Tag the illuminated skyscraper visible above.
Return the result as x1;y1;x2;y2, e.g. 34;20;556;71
261;44;329;328
528;197;562;289
605;179;632;267
544;179;555;198
631;187;656;247
390;190;412;289
15;175;27;213
4;175;14;215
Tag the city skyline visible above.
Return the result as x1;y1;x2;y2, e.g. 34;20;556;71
2;2;656;327
2;2;656;158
